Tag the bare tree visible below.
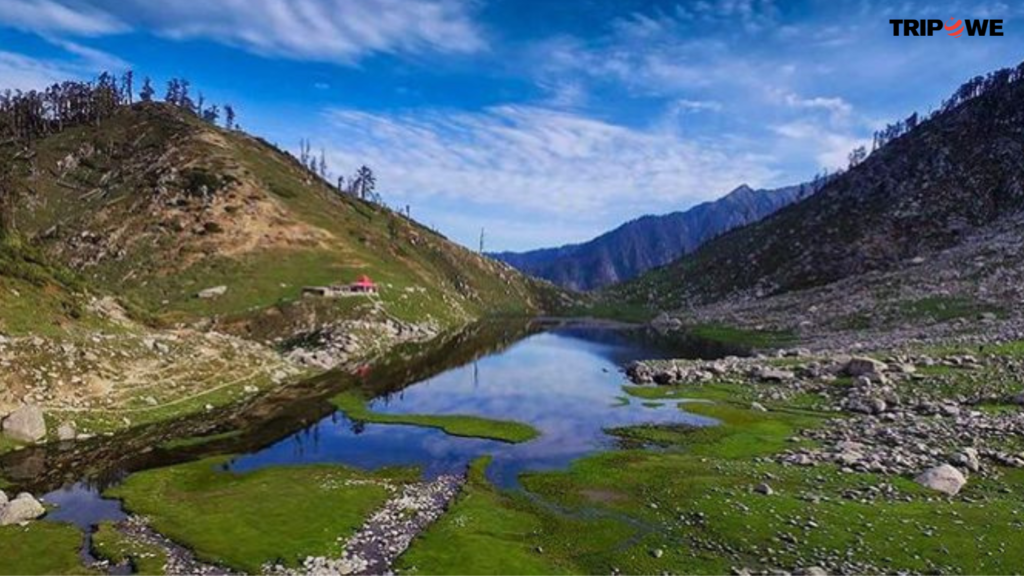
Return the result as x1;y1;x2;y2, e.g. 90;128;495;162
202;104;220;124
318;148;328;179
140;77;155;102
847;145;867;168
122;70;134;105
354;165;375;200
224;105;235;130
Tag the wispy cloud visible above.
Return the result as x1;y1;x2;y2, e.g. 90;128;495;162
319;104;778;221
0;41;129;91
0;0;126;36
0;0;485;64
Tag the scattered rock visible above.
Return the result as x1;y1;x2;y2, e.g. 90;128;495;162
56;421;77;442
754;367;795;382
2;405;46;443
0;493;45;525
951;448;981;473
915;464;967;496
754;483;774;495
197;285;228;299
845;356;887;378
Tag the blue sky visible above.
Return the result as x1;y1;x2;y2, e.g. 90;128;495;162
0;0;1021;251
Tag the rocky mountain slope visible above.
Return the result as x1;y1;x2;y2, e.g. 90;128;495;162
492;183;814;290
612;61;1024;310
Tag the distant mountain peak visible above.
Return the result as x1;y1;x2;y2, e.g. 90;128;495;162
492;182;814;291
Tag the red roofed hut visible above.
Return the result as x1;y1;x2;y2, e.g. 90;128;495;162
350;274;378;293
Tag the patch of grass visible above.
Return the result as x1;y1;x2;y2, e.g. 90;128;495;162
622;382;740;403
397;459;577;575
405;381;1024;574
689;323;797;349
511;389;1024;575
0;522;92;575
106;457;417;573
984;339;1024;357
0;435;25;456
899;295;1003;323
332;391;540;443
91;521;168;575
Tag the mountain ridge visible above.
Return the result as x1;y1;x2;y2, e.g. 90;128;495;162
491;182;815;290
611;59;1024;310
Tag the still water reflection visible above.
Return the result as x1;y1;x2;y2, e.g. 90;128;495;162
229;327;718;487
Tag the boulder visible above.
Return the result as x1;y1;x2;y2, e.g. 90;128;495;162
2;405;46;443
753;367;795;382
914;464;967;496
845;356;887;377
650;313;682;332
56;422;77;442
0;493;45;525
754;483;773;495
197;285;228;299
0;491;7;506
951;448;981;473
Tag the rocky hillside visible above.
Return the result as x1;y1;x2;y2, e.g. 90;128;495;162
492;183;813;290
1;102;560;337
613;61;1024;309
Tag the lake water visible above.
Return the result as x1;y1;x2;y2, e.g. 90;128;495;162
228;327;718;487
32;323;738;530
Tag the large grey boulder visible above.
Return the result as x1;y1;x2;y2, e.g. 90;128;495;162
915;464;967;496
0;493;45;525
845;356;887;377
2;405;46;443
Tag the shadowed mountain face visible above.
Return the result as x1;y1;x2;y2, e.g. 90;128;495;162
491;183;814;291
612;61;1024;309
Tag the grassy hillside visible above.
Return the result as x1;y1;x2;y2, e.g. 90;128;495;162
0;102;563;445
4;102;559;335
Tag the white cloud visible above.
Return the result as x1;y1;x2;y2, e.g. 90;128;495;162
0;0;485;64
319;105;779;220
0;50;76;89
0;0;126;36
771;121;871;171
0;43;128;90
46;38;130;71
670;99;724;113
